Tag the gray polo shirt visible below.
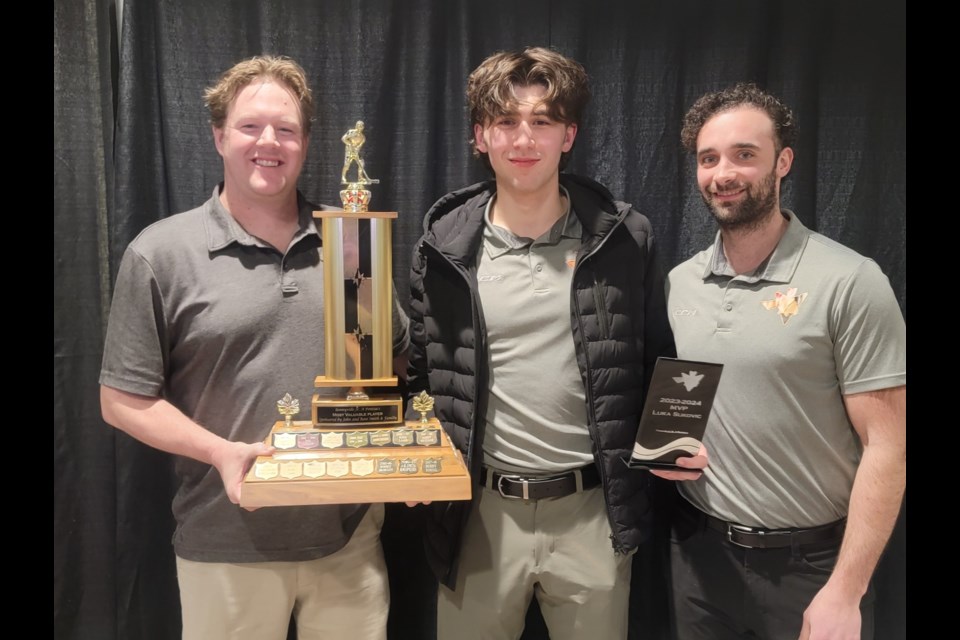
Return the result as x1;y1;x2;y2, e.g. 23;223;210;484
666;210;905;528
477;190;594;474
100;187;409;562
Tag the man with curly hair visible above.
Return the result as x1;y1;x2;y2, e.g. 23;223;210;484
666;84;906;640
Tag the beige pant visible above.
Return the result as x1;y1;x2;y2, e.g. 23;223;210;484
438;486;633;640
176;503;388;640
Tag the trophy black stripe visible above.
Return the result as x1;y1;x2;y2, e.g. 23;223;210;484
358;218;372;277
344;277;358;369
358;218;372;378
360;335;373;377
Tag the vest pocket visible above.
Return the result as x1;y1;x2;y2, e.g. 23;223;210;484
593;278;610;340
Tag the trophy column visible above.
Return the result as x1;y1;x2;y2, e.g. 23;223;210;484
313;203;403;426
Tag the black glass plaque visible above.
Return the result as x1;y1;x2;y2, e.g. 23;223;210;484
625;357;723;471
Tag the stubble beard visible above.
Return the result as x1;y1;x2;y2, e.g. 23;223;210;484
702;169;779;234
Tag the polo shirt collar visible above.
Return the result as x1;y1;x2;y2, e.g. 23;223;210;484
704;209;809;284
204;184;318;252
482;186;581;258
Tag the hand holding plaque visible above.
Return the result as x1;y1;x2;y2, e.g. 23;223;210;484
625;357;723;471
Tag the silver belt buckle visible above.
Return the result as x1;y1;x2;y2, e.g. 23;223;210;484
726;523;757;548
727;523;792;548
496;474;529;499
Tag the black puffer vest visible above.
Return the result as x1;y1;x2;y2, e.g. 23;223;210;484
406;174;675;588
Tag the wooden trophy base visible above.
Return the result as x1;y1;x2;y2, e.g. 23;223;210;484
239;417;471;508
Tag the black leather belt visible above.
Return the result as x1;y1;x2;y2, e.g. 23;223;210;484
480;464;600;500
698;507;846;549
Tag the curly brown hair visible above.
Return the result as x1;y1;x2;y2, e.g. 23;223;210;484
204;55;314;137
466;47;590;171
681;83;795;154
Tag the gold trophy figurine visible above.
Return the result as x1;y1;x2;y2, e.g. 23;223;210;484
341;121;378;186
339;120;380;213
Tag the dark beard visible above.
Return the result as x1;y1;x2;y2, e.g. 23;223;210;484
702;170;778;233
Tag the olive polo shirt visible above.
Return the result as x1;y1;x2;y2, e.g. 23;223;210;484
666;211;906;528
477;189;594;474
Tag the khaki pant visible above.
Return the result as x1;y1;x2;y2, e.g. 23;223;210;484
438;486;633;640
176;503;388;640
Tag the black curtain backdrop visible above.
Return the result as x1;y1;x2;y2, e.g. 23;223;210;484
54;1;905;638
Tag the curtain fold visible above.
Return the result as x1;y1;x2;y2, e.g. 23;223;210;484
54;1;906;638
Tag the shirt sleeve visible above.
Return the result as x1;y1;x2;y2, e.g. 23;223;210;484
833;259;906;395
99;246;168;397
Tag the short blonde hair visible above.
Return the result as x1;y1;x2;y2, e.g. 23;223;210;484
204;55;314;136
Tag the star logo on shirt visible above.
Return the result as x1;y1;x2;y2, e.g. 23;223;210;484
761;287;808;325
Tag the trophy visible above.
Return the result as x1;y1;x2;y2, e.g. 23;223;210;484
313;119;400;425
239;121;470;508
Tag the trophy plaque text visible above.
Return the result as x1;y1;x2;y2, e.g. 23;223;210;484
240;121;470;507
625;357;724;471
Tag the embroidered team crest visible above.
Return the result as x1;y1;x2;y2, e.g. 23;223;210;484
761;287;808;325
